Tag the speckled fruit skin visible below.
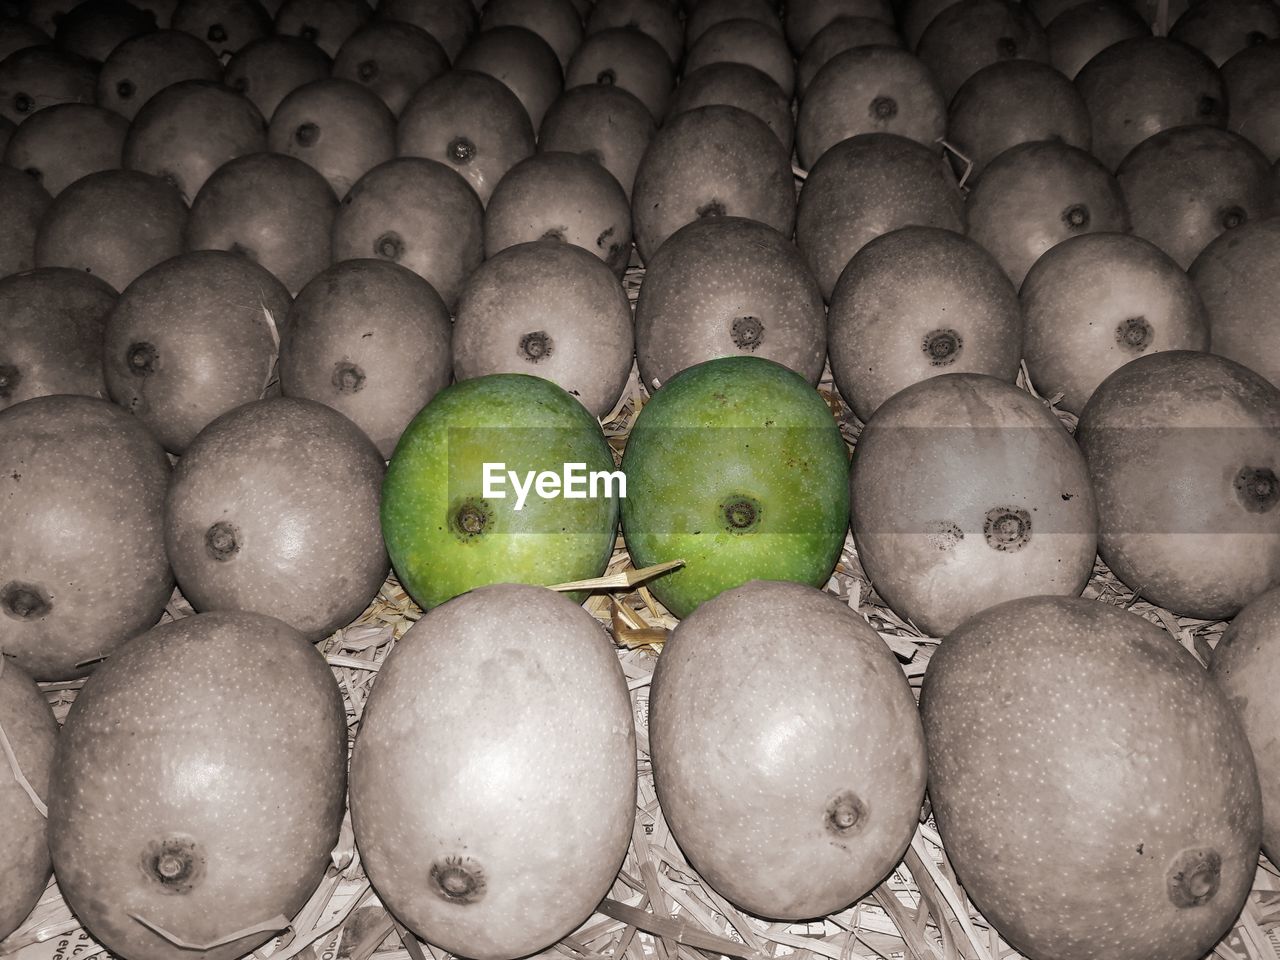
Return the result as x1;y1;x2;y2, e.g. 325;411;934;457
1021;232;1210;416
0;658;58;940
452;240;634;420
630;104;796;265
827;226;1022;424
1076;350;1280;620
164;397;388;643
0;395;173;681
649;579;926;921
921;595;1262;960
102;249;293;455
349;583;636;960
47;611;347;960
1211;585;1280;865
277;258;452;460
634;216;827;392
620;356;850;620
380;374;619;611
0;267;118;413
851;373;1097;638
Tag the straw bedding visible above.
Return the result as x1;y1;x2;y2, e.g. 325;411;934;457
3;256;1277;960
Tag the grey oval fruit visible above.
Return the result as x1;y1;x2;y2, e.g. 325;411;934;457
650;579;926;921
350;583;636;960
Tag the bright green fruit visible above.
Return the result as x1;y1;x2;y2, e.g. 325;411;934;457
620;356;850;619
381;374;620;611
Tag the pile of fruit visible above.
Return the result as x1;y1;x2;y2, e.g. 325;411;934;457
2;0;1280;958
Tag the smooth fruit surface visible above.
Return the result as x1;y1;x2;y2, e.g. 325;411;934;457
164;397;388;643
381;374;620;611
349;583;636;960
851;373;1098;637
620;356;850;620
0;395;172;680
48;611;347;960
922;596;1262;960
649;579;925;921
1076;349;1280;620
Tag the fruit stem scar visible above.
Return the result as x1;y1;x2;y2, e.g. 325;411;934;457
722;496;761;532
447;136;476;164
1;581;51;620
205;521;239;561
825;790;867;834
457;503;486;534
1167;848;1221;907
430;857;486;904
294;122;319;147
127;342;159;376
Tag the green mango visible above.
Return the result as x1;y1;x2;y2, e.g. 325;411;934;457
621;356;850;619
381;374;620;611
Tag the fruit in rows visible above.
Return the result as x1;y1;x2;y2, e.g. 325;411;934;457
899;0;960;49
632;103;795;264
397;69;535;206
586;0;683;66
666;61;793;156
1117;125;1275;269
0;45;96;126
350;583;636;960
922;595;1262;960
376;0;476;61
0;658;56;941
966;139;1130;287
1222;39;1280;162
828;226;1022;423
268;77;395;200
0;394;172;680
35;168;188;292
649;579;926;921
1074;35;1228;171
796;132;966;302
53;0;154;63
331;156;484;311
635;216;826;390
380;374;620;611
945;59;1091;179
797;44;946;171
795;15;903;98
170;0;272;57
480;0;583;68
1021;232;1210;414
49;610;347;960
1026;0;1089;25
852;373;1097;636
620;356;850;619
273;0;371;57
124;78;267;203
331;19;448;116
0;267;116;411
1190;215;1280;390
455;25;563;131
20;0;72;37
564;26;674;121
1076;349;1280;620
0;164;49;276
1043;0;1149;80
536;83;655;201
685;16;794;98
483;149;632;275
1169;0;1280;67
1210;584;1280;865
453;240;634;418
222;34;331;120
1129;0;1192;26
102;249;292;453
95;29;223;121
164;396;388;641
184;151;337;295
